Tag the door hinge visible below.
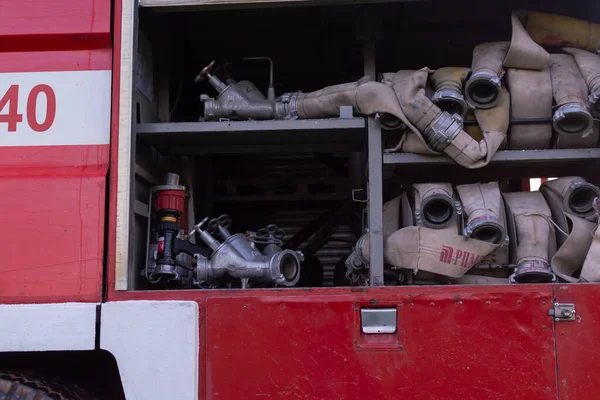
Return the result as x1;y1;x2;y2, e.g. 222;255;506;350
548;303;576;322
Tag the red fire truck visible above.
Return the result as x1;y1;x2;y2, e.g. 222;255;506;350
2;0;600;399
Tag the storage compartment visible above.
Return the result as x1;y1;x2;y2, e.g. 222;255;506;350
125;0;600;291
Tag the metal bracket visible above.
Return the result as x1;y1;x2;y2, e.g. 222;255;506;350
549;303;576;322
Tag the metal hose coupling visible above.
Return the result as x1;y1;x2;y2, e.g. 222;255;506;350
553;103;594;137
422;111;464;152
509;260;556;284
463;215;507;246
465;71;501;109
275;93;300;120
430;67;470;119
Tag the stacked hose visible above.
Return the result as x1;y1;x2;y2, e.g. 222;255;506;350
277;10;600;165
346;177;600;285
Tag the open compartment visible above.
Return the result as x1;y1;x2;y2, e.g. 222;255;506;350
122;0;600;291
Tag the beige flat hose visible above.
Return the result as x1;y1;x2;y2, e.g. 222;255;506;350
504;191;557;283
430;67;470;118
550;213;596;282
540;176;600;219
563;47;600;118
413;183;456;229
506;67;553;149
549;54;594;138
524;10;600;53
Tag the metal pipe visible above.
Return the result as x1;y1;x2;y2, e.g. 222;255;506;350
243;57;275;101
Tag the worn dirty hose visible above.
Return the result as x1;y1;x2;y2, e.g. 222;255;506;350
456;182;506;244
413;183;455;229
506;67;553;149
540;176;600;219
524;10;600;53
465;42;509;109
563;47;600;118
430;67;470;118
504;191;556;283
549;54;594;137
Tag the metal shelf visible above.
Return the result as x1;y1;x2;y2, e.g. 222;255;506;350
137;118;366;156
383;148;600;165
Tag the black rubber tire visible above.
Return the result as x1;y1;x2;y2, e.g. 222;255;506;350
0;370;97;400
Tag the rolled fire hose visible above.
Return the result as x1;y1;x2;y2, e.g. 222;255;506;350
345;195;402;271
430;67;470;119
539;176;600;219
465;14;549;110
392;68;509;168
506;67;553;149
581;221;600;282
413;183;456;229
556;122;600;149
465;42;509;109
563;47;600;118
456;182;506;245
550;213;596;282
377;72;411;130
376;224;500;278
456;182;509;268
356;190;499;279
503;13;550;70
503;191;557;283
288;68;509;168
523;10;600;53
549;54;594;137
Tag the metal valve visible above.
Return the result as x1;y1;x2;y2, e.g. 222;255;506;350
194;60;215;83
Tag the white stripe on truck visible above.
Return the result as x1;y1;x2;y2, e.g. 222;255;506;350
0;70;111;146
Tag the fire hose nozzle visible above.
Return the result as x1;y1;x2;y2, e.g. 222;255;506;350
423;111;464;152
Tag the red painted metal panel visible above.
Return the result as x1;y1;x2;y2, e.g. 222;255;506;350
111;286;557;400
0;145;108;304
0;0;111;51
0;47;111;304
554;284;600;400
0;50;112;73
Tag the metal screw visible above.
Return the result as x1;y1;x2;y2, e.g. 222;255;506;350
555;318;560;322
554;303;559;307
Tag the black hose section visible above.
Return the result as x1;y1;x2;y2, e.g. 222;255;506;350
173;237;212;258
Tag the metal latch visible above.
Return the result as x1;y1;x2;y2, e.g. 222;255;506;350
361;308;397;333
549;303;576;322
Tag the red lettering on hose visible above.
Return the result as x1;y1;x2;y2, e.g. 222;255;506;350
440;246;454;263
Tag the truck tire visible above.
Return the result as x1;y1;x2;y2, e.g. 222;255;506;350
0;370;97;400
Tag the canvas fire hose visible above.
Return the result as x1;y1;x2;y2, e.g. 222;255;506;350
503;191;557;284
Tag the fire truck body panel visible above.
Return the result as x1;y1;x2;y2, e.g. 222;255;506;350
1;0;600;399
0;0;111;304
